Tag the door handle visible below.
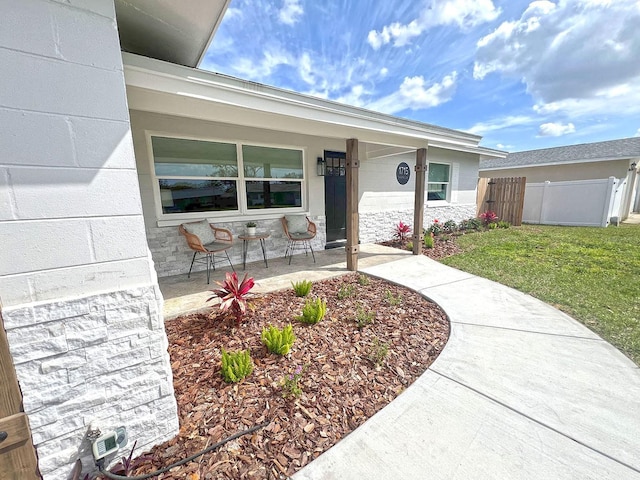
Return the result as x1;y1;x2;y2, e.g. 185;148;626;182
0;431;7;443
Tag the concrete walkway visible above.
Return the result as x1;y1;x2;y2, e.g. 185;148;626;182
293;255;640;480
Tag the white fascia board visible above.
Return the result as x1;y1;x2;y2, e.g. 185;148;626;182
123;53;482;151
479;155;633;171
429;141;508;159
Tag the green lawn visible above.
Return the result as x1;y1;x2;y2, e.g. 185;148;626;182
441;224;640;365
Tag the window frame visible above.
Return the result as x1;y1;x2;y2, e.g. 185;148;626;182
146;131;307;224
427;162;451;203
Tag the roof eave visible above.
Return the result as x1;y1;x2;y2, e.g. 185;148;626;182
123;53;485;150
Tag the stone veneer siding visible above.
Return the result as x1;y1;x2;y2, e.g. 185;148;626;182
359;204;476;243
3;286;178;478
149;216;326;277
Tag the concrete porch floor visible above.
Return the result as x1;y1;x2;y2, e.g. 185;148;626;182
158;243;411;320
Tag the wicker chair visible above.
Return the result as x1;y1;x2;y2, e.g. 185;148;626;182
281;215;317;264
179;220;234;283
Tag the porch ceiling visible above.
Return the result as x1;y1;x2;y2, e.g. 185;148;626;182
115;0;230;68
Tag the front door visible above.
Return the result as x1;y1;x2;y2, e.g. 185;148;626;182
0;309;40;479
324;151;347;243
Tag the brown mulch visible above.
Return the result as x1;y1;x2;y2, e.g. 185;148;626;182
129;273;449;479
379;234;463;260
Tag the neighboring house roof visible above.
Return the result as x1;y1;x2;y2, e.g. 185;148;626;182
124;53;507;159
115;0;230;68
481;137;640;170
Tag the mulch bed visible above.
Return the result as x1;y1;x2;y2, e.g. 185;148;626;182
379;235;463;260
128;273;449;479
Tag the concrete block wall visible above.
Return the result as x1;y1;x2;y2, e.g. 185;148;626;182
2;286;178;478
359;204;477;244
0;1;178;478
148;216;327;278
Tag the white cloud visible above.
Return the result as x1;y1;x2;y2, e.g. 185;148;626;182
278;0;303;25
229;48;293;80
467;115;536;135
538;122;575;137
380;67;389;77
368;0;500;49
366;72;458;114
635;128;640;137
224;7;242;20
474;0;640;117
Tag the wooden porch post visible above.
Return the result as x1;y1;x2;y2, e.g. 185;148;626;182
412;147;427;255
346;139;360;271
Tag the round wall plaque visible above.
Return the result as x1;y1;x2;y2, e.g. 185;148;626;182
396;162;410;185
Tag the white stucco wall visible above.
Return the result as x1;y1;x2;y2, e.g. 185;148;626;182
480;159;631;182
0;1;178;478
359;148;479;243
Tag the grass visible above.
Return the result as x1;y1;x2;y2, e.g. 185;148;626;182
441;224;640;365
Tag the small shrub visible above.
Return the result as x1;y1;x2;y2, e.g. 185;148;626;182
423;233;434;249
393;221;412;242
497;220;511;229
384;289;403;306
428;219;443;235
208;272;255;327
355;306;375;329
291;279;312;297
469;218;483;230
488;222;498;230
357;274;370;286
261;324;296;355
479;210;499;226
220;348;253;383
296;298;327;324
406;241;413;251
367;337;389;368
443;219;458;233
337;284;356;300
281;365;305;399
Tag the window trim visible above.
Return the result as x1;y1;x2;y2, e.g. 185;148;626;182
146;131;308;223
427;162;451;203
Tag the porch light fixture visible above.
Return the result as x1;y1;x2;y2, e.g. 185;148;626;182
630;161;638;171
317;157;326;176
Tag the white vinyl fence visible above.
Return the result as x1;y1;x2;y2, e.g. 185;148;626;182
523;177;625;227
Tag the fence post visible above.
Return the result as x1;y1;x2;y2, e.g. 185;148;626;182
601;177;617;227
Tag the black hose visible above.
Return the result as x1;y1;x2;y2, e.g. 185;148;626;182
97;420;270;480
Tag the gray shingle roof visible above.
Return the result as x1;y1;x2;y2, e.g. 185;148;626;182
480;137;640;170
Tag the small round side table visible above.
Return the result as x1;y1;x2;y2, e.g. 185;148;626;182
237;232;270;270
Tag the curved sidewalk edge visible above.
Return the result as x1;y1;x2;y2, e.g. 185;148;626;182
292;255;640;480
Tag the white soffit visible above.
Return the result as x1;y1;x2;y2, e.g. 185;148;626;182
115;0;230;67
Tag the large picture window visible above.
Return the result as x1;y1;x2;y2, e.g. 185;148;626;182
427;163;450;201
151;136;304;216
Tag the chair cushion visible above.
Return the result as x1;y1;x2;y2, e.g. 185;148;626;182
285;215;308;234
184;220;216;244
289;232;313;240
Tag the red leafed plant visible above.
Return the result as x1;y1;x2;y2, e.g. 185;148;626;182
394;221;412;242
479;210;498;226
208;272;255;326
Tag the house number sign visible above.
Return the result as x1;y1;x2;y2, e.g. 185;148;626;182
396;162;410;185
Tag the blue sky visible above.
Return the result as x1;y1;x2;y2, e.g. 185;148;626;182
201;0;640;152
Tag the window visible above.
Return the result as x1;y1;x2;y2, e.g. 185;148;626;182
427;163;450;201
242;145;303;209
151;136;304;216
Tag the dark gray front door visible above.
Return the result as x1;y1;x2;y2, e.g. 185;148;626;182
324;151;347;243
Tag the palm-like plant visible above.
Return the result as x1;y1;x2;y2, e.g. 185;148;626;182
394;221;411;242
208;272;255;326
